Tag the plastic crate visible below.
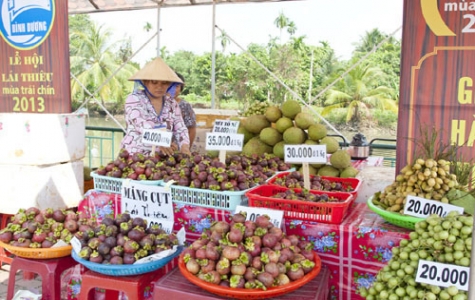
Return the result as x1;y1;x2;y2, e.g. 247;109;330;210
91;172;163;194
246;185;353;224
169;184;251;211
267;171;361;199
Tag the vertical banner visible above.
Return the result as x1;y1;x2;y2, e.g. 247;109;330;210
0;0;71;113
397;0;475;171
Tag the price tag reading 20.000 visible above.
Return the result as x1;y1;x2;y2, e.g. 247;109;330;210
284;145;327;164
205;132;244;151
403;195;464;218
416;260;470;291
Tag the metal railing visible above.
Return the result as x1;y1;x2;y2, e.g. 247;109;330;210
85;125;125;169
84;127;397;168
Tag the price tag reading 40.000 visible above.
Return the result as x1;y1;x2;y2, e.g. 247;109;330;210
142;128;173;147
403;195;464;218
284;145;327;164
416;260;470;291
206;132;244;151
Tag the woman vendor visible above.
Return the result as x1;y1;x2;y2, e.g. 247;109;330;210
120;57;191;156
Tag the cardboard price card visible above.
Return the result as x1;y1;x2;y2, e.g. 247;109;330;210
403;195;464;218
213;119;240;134
234;205;284;228
121;181;174;233
141;128;173;147
205;132;244;151
416;260;470;291
284;145;327;164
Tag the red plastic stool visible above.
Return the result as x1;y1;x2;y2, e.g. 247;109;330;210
78;270;161;300
0;214;13;267
7;255;78;300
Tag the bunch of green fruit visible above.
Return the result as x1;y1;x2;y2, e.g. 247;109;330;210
374;158;459;213
360;212;472;300
240;101;272;117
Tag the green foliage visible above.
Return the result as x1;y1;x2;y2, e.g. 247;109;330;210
68;14;401;131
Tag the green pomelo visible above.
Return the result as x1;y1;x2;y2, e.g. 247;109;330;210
243;115;271;134
330;149;352;169
273;141;285;159
264;106;282;123
320;136;340;154
318;165;340;177
304;139;318;145
283;127;306;144
260;127;283;146
298;165;318;175
242;137;273;156
275;117;294;133
340;166;359;178
308;124;327;141
280;100;302;120
237;126;255;144
294;112;315;130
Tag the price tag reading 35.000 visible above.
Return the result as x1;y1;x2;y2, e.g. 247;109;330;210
142;128;173;147
206;132;244;151
284;145;327;164
416;260;470;291
403;195;464;218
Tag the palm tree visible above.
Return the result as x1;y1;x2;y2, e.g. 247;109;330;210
274;11;289;42
143;22;152;33
217;30;231;52
286;21;297;36
321;65;398;124
70;23;138;106
354;28;387;53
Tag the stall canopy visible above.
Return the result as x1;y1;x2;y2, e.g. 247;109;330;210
68;0;298;14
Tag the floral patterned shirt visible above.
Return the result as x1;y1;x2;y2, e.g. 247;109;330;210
120;90;190;154
178;100;197;128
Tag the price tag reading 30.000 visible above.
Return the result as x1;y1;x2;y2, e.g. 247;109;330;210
403;195;464;218
284;145;327;164
416;260;470;291
206;132;244;151
234;205;284;228
142;128;173;147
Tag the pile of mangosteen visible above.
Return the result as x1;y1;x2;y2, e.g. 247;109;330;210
181;212;316;290
271;189;341;203
75;213;178;265
95;149;291;192
0;207;79;248
272;171;355;193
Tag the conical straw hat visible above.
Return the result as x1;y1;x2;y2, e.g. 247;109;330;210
129;57;183;83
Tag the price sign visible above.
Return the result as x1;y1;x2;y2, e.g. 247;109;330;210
206;132;244;151
284;145;327;163
234;205;284;228
403;195;464;218
416;260;470;291
121;181;174;233
142;129;173;147
70;237;82;254
213;119;240;134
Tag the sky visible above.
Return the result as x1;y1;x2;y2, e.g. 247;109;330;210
89;0;404;66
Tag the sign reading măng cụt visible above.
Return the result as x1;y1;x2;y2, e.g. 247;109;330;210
121;181;174;234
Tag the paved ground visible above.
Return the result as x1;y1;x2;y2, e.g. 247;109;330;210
0;265;43;300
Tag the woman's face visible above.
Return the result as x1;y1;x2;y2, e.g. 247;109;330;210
144;80;170;98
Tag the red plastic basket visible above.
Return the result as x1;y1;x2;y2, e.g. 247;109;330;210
266;172;361;199
245;185;354;224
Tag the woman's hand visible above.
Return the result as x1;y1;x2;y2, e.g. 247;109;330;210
158;146;174;156
180;144;191;156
